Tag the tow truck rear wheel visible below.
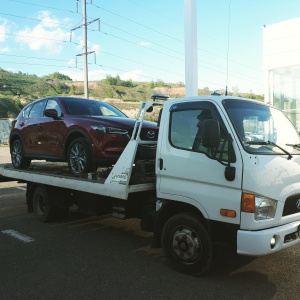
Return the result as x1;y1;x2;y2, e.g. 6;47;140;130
161;212;213;276
32;185;56;222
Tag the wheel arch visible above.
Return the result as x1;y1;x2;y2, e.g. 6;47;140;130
26;183;72;221
64;129;93;160
9;132;23;153
152;200;211;248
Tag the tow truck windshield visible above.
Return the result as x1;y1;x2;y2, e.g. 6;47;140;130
223;99;300;156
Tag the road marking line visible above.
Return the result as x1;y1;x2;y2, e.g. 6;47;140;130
16;186;27;191
1;229;35;243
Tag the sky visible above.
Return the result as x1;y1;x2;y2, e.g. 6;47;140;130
1;0;300;95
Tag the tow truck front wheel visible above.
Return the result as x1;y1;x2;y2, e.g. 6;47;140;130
161;213;213;276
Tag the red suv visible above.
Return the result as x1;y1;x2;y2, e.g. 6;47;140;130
9;96;158;176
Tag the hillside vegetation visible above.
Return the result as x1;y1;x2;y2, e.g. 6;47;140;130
0;68;264;119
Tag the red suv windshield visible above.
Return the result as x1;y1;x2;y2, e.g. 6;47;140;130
61;98;126;117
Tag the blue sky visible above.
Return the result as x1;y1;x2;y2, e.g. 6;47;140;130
1;0;300;94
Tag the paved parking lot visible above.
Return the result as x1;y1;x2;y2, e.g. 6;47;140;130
1;145;300;299
1;182;300;299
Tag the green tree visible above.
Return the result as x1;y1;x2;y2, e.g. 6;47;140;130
55;84;62;94
70;84;76;95
44;72;72;81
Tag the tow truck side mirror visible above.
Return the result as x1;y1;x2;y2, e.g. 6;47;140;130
201;119;221;148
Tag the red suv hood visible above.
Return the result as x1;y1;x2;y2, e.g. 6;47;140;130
88;116;158;128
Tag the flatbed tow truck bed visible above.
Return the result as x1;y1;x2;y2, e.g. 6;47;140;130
0;140;156;200
0;100;160;201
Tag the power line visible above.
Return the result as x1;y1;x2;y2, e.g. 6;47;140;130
2;2;261;76
99;20;184;56
6;0;76;13
0;12;75;28
2;32;70;44
99;50;183;77
124;0;184;28
1;0;263;91
0;60;80;70
97;30;183;62
87;1;262;74
88;2;183;44
0;53;72;63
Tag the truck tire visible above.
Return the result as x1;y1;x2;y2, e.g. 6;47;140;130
67;137;92;176
161;212;213;276
32;185;56;222
11;139;31;169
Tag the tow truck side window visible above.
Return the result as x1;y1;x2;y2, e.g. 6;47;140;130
169;102;234;162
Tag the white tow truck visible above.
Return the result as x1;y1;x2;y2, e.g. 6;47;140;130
1;94;300;275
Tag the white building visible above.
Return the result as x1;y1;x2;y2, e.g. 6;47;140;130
263;17;300;131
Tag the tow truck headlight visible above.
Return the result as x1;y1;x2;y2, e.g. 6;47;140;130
91;125;128;135
255;196;277;220
242;193;277;220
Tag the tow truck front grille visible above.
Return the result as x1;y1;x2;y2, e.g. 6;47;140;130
282;194;300;216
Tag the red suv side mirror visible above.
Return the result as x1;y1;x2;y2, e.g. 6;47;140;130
44;109;60;120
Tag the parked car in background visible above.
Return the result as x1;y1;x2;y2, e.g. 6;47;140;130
9;96;158;176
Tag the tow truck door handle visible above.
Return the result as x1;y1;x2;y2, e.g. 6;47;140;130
159;158;163;170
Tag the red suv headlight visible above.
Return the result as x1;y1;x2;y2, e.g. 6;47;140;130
90;125;128;135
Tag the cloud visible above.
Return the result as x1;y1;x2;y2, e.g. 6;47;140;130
60;68;108;81
0;47;9;52
121;70;143;81
91;44;101;54
0;18;9;42
37;11;61;28
139;41;151;47
15;11;69;53
60;68;143;83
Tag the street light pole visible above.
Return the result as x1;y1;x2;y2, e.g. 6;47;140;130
184;0;198;97
82;0;88;98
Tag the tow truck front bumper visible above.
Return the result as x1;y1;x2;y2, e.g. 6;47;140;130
237;221;300;256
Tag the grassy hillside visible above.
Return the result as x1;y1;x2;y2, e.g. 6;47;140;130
0;68;264;119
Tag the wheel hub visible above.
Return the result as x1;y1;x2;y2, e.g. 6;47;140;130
70;144;86;173
172;228;200;261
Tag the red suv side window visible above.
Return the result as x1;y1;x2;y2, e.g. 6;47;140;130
29;101;46;118
45;99;62;117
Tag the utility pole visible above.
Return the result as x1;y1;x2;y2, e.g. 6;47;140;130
71;1;99;98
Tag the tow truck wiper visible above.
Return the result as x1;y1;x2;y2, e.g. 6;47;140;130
286;143;300;149
247;140;293;160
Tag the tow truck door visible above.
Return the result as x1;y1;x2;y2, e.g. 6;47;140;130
156;100;243;223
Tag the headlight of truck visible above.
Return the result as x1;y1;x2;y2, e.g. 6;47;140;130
91;125;128;135
255;196;277;220
242;193;277;220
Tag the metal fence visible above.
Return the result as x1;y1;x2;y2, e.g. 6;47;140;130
0;119;12;145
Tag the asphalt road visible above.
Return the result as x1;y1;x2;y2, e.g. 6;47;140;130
1;146;300;299
1;180;300;300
